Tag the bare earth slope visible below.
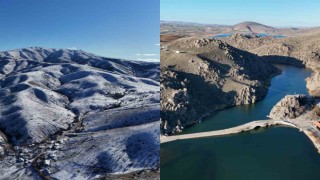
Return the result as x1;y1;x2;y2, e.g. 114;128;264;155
0;47;160;179
160;37;279;134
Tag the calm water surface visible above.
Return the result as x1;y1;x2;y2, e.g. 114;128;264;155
161;65;320;180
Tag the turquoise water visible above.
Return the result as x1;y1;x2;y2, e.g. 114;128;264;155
181;65;311;134
213;34;232;38
161;65;320;180
257;33;285;38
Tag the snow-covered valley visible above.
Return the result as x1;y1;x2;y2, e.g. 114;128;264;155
0;47;160;179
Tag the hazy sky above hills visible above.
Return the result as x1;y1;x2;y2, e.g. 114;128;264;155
0;0;159;61
161;0;320;27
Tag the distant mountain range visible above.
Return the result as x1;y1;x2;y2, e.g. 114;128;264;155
160;20;228;27
161;20;320;36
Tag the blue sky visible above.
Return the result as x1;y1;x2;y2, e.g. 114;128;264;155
161;0;320;27
0;0;159;61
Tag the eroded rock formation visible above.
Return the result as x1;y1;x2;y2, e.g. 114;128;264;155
268;94;309;119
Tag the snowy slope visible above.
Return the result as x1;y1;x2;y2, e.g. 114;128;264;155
0;47;160;179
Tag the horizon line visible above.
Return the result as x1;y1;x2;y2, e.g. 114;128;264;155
160;19;320;28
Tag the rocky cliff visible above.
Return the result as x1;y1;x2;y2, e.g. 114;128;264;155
160;37;279;134
268;94;309;119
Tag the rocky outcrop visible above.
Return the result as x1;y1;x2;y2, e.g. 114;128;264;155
160;69;197;134
161;37;279;134
194;38;213;47
235;85;264;105
268;94;308;119
306;71;320;97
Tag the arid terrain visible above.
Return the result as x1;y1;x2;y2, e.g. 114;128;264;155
160;36;279;134
160;21;320;136
161;20;320;37
0;47;160;179
225;32;320;96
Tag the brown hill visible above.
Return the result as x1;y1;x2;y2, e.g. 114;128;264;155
228;21;276;33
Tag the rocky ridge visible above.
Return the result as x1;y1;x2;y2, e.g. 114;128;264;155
160;37;279;134
226;33;320;97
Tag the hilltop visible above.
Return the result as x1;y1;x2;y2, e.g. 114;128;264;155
228;21;276;33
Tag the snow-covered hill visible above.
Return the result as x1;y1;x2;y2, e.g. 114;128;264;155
0;47;160;179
